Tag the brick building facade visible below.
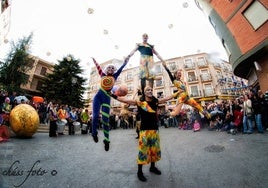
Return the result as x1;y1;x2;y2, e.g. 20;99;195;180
195;0;268;92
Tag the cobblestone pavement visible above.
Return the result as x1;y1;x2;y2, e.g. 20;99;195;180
0;127;268;188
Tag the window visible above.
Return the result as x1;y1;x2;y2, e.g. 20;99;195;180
185;58;192;64
157;91;164;98
40;67;47;76
184;58;194;68
126;72;133;80
187;71;196;81
204;84;214;96
168;62;176;71
36;80;44;91
243;1;268;30
190;86;199;97
197;57;206;66
154;64;162;74
155;77;163;87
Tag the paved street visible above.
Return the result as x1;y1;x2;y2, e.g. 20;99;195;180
0;127;268;188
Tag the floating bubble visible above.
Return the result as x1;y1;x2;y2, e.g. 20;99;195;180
114;45;119;49
46;51;51;56
4;38;8;43
87;8;94;14
67;57;72;61
168;24;173;29
182;2;189;8
103;29;108;35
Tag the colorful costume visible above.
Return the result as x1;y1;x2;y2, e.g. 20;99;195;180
136;97;161;165
137;43;155;79
92;58;128;150
163;66;209;118
137;43;156;92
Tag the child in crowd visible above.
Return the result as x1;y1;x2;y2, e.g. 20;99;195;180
193;119;201;132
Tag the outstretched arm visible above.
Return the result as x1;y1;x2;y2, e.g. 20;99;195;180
152;48;166;63
91;57;103;76
114;57;129;78
162;63;175;82
113;95;137;106
152;48;175;83
127;44;139;59
158;91;181;104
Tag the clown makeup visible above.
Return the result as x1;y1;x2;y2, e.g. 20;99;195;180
105;65;116;75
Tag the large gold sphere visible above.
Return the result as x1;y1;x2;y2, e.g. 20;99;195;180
9;104;40;137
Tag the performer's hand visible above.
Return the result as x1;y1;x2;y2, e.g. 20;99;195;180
111;94;118;99
91;57;96;63
172;91;181;98
107;91;118;99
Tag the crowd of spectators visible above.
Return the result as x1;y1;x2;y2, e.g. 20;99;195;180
1;87;267;141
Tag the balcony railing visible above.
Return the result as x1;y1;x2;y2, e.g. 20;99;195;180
184;63;195;69
190;92;201;97
187;76;198;83
197;61;208;67
200;74;212;82
203;89;216;96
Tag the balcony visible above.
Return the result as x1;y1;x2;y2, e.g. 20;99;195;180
155;79;164;88
190;92;201;98
203;88;216;97
197;61;208;68
184;63;195;70
187;76;199;83
168;65;177;72
200;74;212;82
213;63;222;69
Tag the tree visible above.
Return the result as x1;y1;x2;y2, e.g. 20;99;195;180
40;55;87;108
0;33;33;93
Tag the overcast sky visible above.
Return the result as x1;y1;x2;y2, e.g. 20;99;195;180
0;0;228;73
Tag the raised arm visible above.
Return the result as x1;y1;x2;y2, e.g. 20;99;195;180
127;44;139;59
152;48;166;63
114;57;129;78
91;57;103;76
162;63;175;83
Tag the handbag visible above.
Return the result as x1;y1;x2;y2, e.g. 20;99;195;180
246;112;252;118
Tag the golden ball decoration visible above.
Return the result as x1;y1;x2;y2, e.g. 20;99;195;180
9;104;40;137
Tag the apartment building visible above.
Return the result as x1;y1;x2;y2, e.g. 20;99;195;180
87;53;247;112
195;0;268;92
20;55;54;96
